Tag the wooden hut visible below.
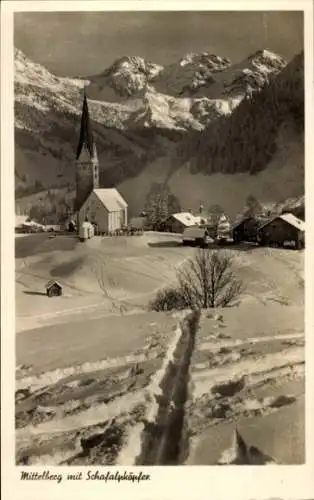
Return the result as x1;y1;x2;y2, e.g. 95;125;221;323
257;213;305;249
46;280;62;298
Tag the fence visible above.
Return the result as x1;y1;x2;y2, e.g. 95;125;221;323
93;227;145;237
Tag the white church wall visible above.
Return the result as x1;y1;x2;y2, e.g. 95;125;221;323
79;191;109;233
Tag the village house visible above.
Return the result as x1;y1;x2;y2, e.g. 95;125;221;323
257;213;305;249
75;92;128;236
159;212;199;233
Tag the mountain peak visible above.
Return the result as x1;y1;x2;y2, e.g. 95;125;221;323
151;52;231;97
87;55;163;100
248;48;287;69
179;52;231;70
104;55;163;77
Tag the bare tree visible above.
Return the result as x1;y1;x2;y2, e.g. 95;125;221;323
177;249;243;309
150;249;243;311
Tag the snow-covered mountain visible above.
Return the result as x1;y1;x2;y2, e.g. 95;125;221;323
125;86;239;132
151;52;231;96
118;51;304;219
197;49;286;99
86;55;163;101
14;47;250;192
14;47;303;219
85;49;285;102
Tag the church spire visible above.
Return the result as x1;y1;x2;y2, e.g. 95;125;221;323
76;90;95;160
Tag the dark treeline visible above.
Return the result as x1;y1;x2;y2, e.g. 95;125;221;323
179;52;304;176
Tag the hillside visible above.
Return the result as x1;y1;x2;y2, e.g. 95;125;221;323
15;48;303;219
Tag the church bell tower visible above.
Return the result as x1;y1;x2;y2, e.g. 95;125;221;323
75;91;99;211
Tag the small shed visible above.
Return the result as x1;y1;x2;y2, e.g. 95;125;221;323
257;213;305;249
46;280;62;298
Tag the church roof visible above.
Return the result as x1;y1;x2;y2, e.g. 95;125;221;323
93;188;128;212
76;92;95;160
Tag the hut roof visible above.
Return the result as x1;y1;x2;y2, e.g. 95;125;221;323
45;280;62;290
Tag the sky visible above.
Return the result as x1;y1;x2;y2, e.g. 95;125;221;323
14;11;303;77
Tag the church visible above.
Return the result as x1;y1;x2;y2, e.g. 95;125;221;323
75;92;128;234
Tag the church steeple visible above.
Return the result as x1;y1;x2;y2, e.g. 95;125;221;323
75;90;99;211
76;90;96;160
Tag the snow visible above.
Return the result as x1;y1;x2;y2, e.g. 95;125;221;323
279;213;305;231
117;321;183;465
128;89;227;131
172;212;199;227
15;94;50;113
261;49;284;61
17;390;146;438
193;346;304;398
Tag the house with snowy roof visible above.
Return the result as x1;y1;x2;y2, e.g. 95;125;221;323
159;212;199;233
257;212;305;249
75;92;128;234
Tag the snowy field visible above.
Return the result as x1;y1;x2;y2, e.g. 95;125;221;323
15;232;305;465
185;306;304;465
